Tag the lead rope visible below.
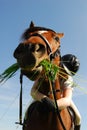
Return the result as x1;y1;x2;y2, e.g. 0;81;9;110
50;54;66;130
51;80;66;130
16;72;23;125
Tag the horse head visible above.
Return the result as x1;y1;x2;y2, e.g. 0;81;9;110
14;22;64;80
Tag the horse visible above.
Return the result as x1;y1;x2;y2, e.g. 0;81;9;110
14;21;74;130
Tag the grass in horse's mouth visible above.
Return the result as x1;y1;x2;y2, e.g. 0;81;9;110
0;60;59;83
40;59;59;81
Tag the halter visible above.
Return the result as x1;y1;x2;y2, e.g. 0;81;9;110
27;32;61;61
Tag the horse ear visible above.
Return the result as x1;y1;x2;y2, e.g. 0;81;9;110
57;33;64;38
29;21;35;28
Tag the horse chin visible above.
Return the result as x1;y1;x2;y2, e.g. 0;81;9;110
21;66;42;81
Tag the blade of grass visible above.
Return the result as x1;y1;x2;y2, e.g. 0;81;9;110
0;63;19;83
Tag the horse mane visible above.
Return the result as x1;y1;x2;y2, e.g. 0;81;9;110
22;21;55;40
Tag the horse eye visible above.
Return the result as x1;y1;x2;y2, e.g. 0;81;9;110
54;37;59;42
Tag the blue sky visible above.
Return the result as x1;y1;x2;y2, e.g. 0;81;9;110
0;0;87;130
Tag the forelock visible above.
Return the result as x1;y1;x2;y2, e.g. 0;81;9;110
22;26;55;40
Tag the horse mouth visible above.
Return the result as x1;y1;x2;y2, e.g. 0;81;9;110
21;65;42;80
15;51;44;80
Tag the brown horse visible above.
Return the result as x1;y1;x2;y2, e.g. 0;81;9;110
14;22;74;130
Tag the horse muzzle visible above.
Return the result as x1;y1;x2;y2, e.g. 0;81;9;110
14;43;37;70
13;43;46;80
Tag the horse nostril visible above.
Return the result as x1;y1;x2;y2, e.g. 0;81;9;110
29;44;35;52
13;43;35;58
13;43;25;58
13;43;44;59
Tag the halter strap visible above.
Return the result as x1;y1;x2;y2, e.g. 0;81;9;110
28;33;60;61
28;33;52;53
